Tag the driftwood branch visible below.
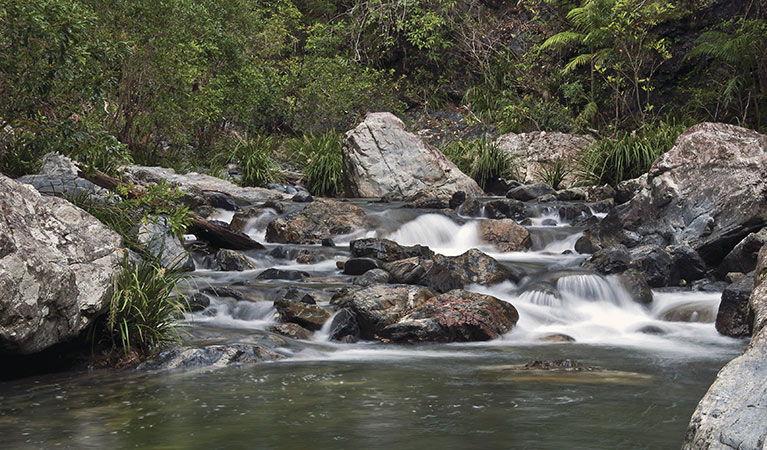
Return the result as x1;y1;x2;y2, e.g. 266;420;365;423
76;164;264;250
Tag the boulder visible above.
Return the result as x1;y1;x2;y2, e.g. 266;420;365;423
715;274;755;337
615;174;648;204
683;245;767;450
483;199;528;221
330;284;436;339
256;268;310;281
587;245;631;275
137;216;195;271
230;202;282;233
717;228;767;277
506;183;556;202
477;219;532;252
216;249;256;272
273;297;331;331
494;131;592;187
342;258;381;276
449;191;466;209
265;199;369;244
617;269;653;305
379;290;518;342
628;245;672;288
328;308;361;342
600;123;767;267
353;268;391;287
342;112;483;199
384;257;464;293
458;197;482;216
667;244;708;285
435;248;525;284
0;175;123;354
350;238;434;262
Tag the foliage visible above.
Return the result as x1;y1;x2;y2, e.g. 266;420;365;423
686;19;767;131
106;253;188;357
289;131;344;196
540;0;683;127
578;121;686;186
70;181;192;250
536;158;572;190
442;136;515;189
211;134;282;188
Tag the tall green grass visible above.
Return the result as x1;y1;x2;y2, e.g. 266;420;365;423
288;130;344;196
211;134;282;187
107;253;188;357
441;136;516;190
578;122;687;186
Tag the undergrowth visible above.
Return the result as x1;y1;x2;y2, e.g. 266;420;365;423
288;130;344;196
441;136;516;190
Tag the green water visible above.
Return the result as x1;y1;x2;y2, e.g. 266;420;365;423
0;342;741;449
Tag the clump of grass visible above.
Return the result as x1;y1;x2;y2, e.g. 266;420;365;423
578;122;686;186
288;130;344;196
107;253;189;357
536;158;572;190
211;134;282;187
441;136;516;190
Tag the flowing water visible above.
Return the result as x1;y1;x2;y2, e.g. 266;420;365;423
0;199;746;449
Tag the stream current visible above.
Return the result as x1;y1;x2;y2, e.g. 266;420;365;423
0;199;746;449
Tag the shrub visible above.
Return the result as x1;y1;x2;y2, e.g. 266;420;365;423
578;122;686;186
106;253;188;357
289;130;344;196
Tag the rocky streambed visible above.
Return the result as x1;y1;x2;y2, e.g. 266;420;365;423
1;119;766;448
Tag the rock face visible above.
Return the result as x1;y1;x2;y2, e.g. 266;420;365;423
0;175;123;354
599;123;767;266
330;284;517;342
495;131;592;187
266;199;369;244
342;112;483;199
683;244;767;449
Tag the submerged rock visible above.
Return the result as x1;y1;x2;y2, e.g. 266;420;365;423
0;175;123;354
342;112;483;199
256;268;311;281
139;344;283;371
265;199;369;244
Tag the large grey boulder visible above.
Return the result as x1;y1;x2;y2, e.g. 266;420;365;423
683;244;767;449
495;131;592;188
0;175;123;354
342;113;483;199
597;123;767;266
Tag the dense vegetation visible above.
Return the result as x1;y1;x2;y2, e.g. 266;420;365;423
1;0;765;187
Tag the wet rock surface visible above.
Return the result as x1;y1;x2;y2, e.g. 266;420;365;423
266;199;369;244
715;275;755;338
477;219;532;252
139;344;284;371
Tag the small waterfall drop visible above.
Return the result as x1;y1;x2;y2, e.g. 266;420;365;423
386;214;481;255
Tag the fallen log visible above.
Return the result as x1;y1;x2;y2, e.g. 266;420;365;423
76;164;265;250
